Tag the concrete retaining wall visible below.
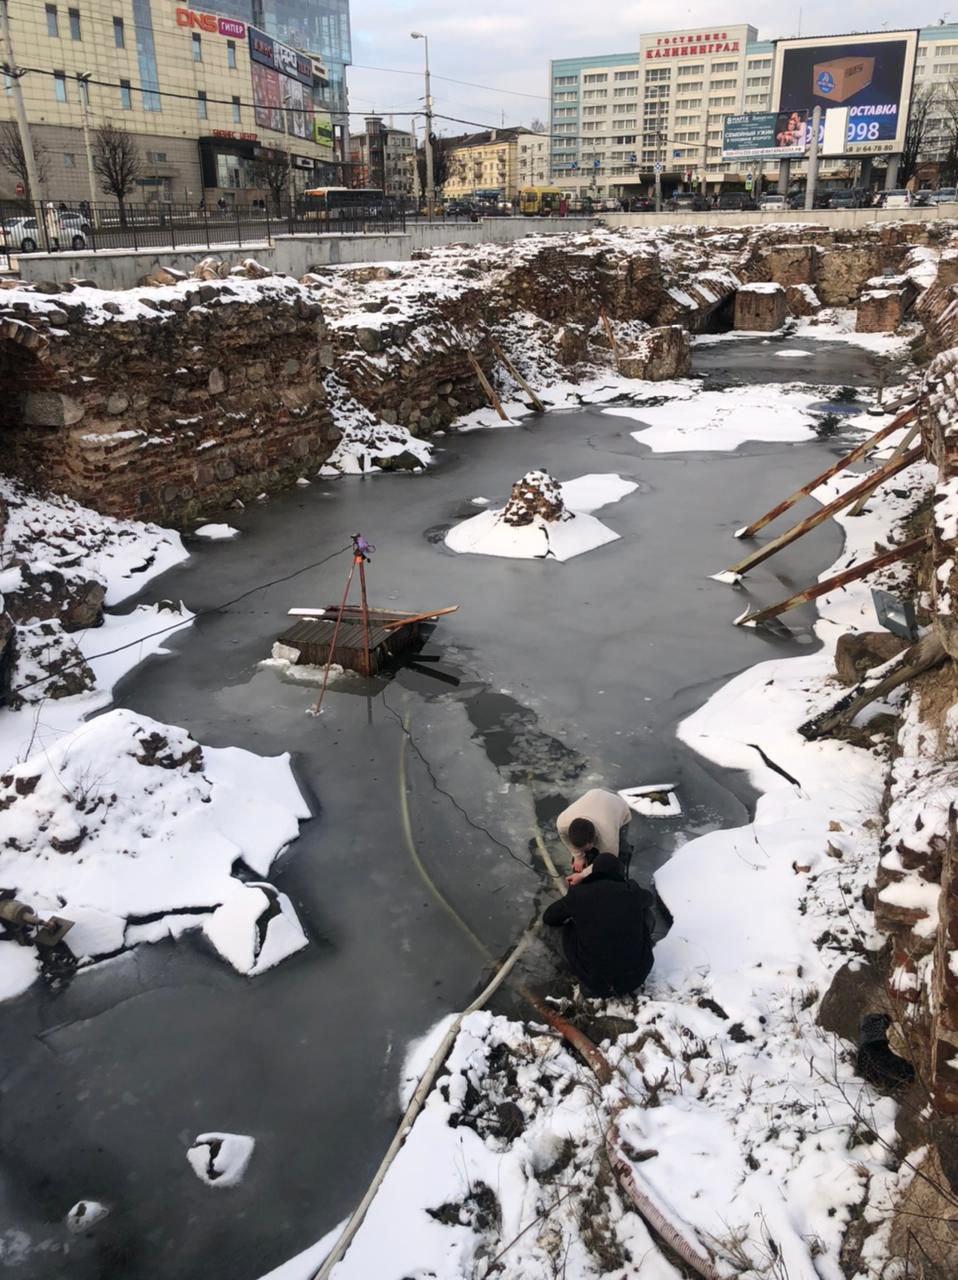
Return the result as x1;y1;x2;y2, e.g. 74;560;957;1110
14;217;596;289
601;204;958;232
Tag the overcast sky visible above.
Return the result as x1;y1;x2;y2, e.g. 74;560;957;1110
346;2;945;134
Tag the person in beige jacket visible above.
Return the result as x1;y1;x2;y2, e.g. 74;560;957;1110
556;787;632;884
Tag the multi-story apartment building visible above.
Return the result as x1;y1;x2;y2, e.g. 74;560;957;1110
443;127;538;202
516;132;549;189
912;24;958;168
348;116;415;199
0;0;345;204
549;23;958;198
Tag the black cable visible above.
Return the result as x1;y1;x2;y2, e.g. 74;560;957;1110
378;686;538;872
6;542;351;698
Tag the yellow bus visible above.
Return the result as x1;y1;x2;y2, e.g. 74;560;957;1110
519;186;563;216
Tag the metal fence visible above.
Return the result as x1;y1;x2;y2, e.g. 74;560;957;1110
0;198;408;264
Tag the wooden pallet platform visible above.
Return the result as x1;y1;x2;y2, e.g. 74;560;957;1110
277;610;424;675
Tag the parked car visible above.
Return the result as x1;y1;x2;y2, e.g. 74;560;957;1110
443;200;475;218
877;189;911;209
626;195;655;212
758;193;785;211
829;188;868;208
715;191;757;211
785;189;832;209
668;192;710;211
928;187;958;204
2;214;88;252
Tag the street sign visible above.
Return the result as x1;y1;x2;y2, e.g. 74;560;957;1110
654;161;663;174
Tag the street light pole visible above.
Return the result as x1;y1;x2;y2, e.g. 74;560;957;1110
411;31;434;219
0;0;42;202
76;74;98;219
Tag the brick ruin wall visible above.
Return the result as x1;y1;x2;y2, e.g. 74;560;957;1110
0;220;953;525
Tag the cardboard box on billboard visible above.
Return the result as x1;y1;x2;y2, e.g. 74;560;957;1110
812;56;875;103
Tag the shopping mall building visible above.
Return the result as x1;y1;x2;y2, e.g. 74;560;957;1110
0;0;352;204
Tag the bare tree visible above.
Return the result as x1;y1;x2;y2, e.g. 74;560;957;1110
529;117;547;135
249;151;290;213
416;136;454;196
938;75;958;185
900;86;936;185
0;121;49;201
92;124;141;223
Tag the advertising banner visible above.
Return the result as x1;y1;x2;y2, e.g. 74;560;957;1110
283;78;310;140
721;110;808;159
251;62;283;133
248;27;313;87
772;30;919;155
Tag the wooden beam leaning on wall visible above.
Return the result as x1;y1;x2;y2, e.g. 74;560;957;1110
734;406;917;540
735;536;928;629
720;444;924;581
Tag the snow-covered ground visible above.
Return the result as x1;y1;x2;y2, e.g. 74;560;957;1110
299;413;926;1280
0;480;311;999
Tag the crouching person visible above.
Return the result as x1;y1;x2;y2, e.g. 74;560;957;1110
543;853;654;997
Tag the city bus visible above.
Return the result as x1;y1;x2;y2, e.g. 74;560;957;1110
301;187;385;220
519;186;562;216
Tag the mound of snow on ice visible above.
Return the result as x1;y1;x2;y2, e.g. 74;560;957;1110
187;1133;256;1187
0;708;309;995
445;472;633;561
195;523;239;540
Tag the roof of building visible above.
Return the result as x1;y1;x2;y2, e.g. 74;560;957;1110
444;128;534;149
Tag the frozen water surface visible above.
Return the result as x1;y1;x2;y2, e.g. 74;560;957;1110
0;337;896;1279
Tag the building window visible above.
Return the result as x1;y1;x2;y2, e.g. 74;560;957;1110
68;7;80;38
614;69;641;80
63;152;76;167
583;73;607;84
113;16;124;47
120;78;132;109
131;0;161;111
711;79;738;89
54;70;67;102
231;95;241;123
712;61;738;72
146;150;168;162
227;39;237;69
192;33;202;62
678;64;704;76
645;68;671;82
747;57;772;70
45;4;58;36
198;90;208;119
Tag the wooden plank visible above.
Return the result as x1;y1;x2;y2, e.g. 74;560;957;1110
489;337;546;412
288;607;327;618
734;405;917;539
467;351;509;421
599;306;619;359
735;536;927;627
845;420;920;518
721;444;923;580
799;632;946;741
382;605;460;630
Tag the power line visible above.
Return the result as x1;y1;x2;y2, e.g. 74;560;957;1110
350;62;548;103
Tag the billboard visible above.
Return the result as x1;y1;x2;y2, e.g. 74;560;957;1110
722;110;808;160
248;26;314;139
772;30;919;155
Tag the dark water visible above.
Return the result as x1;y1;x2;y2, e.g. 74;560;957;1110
0;338;885;1278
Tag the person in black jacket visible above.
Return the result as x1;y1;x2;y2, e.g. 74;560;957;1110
543;853;654;997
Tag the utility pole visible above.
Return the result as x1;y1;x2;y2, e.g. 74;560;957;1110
0;0;42;203
411;32;434;219
76;74;98;219
804;104;821;212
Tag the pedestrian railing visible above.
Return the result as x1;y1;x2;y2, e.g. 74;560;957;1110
0;198;409;261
